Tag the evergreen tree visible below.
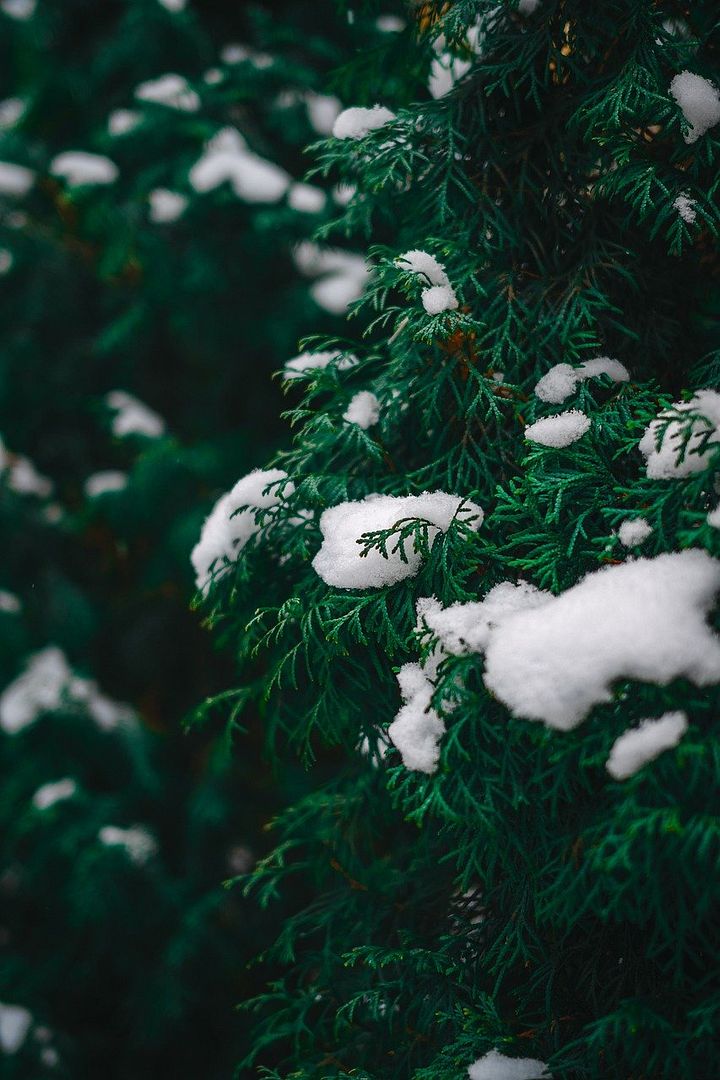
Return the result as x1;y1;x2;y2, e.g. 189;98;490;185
0;1;398;1073
196;2;720;1077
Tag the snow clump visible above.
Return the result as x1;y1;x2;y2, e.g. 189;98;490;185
98;825;157;865
0;590;20;614
0;0;35;20
312;492;483;590
135;73;200;111
396;249;459;314
674;193;697;224
0;1003;32;1054
669;71;720;144
108;109;142;136
606;711;688;780
189;127;290;203
332;105;396;140
106;390;165;438
468;1049;550;1079
343;391;380;429
191;468;291;593
617;517;653;548
0;439;53;497
534;357;629;404
50;152;118;186
33;777;78;811
639;390;720;479
288;183;326;213
387;663;445;773
148;188;188;223
84;471;128;498
0;161;34;196
293;240;369;314
284;349;358;381
524;410;590;448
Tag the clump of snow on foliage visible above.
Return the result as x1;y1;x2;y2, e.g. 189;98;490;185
191;468;291;593
33;777;78;811
189;126;290;204
108;109;142;137
0;1003;32;1054
468;1049;550;1080
106;390;165;438
708;503;720;528
135;73;200;111
669;71;720;143
98;825;157;865
85;471;128;498
0;590;20;614
288;182;325;213
428;19;484;99
0;439;52;498
149;188;188;223
0;97;25;130
284;349;358;381
0;0;35;20
376;14;405;32
387;663;445;773
421;582;550;656
332;104;395;140
312;492;483;590
618;517;653;548
0;161;34;196
482;551;720;730
343;391;380;429
0;647;134;734
396;249;459;314
157;0;186;10
304;91;342;136
674;193;697;224
534;357;629;404
525;410;590;448
517;0;542;15
50;152;118;187
606;711;688;780
293;240;369;314
220;42;273;68
639;390;720;479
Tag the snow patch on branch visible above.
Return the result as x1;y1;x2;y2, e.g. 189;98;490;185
674;193;697;224
135;73;200;112
534;357;629;404
618;517;653;548
639;390;720;479
189;127;290;204
525;410;590;448
98;825;157;865
312;492;483;590
284;349;358;381
33;777;78;811
396;249;459;314
606;711;688;780
670;71;720;144
0;161;34;196
293;241;369;314
468;1049;550;1079
191;469;291;593
387;663;445;773
50;152;118;187
343;390;380;429
332;105;395;140
0;1003;32;1054
106;390;165;438
149;188;188;223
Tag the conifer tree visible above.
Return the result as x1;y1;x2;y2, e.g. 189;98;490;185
196;2;720;1077
0;1;395;1073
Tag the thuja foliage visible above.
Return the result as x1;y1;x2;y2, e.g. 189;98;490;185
0;1;400;1074
196;2;720;1077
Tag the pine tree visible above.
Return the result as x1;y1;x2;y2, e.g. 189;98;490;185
0;1;396;1073
196;2;720;1077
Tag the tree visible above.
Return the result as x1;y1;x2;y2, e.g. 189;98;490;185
197;2;720;1077
0;1;397;1074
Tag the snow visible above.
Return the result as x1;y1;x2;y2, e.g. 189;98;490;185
0;440;53;498
191;468;291;593
220;43;273;68
204;68;223;86
517;0;541;14
158;0;186;10
98;825;157;865
284;349;359;381
312;492;483;590
387;663;445;773
708;503;720;528
33;777;78;811
304;92;342;136
396;249;458;313
148;188;188;223
674;193;697;224
0;0;35;19
344;391;380;429
524;410;591;448
135;73;200;112
670;71;720;144
0;161;34;197
618;517;653;548
85;471;128;497
288;182;326;213
606;711;688;780
421;582;550;656
0;590;21;613
108;108;141;137
0;97;24;130
50;152;118;187
0;647;134;734
376;14;405;32
429;53;473;100
333;182;356;206
0;249;12;274
639;390;720;479
468;1049;550;1080
0;1003;32;1054
534;357;629;404
106;390;165;438
481;551;720;730
332;105;396;140
293;241;369;314
189;127;290;203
